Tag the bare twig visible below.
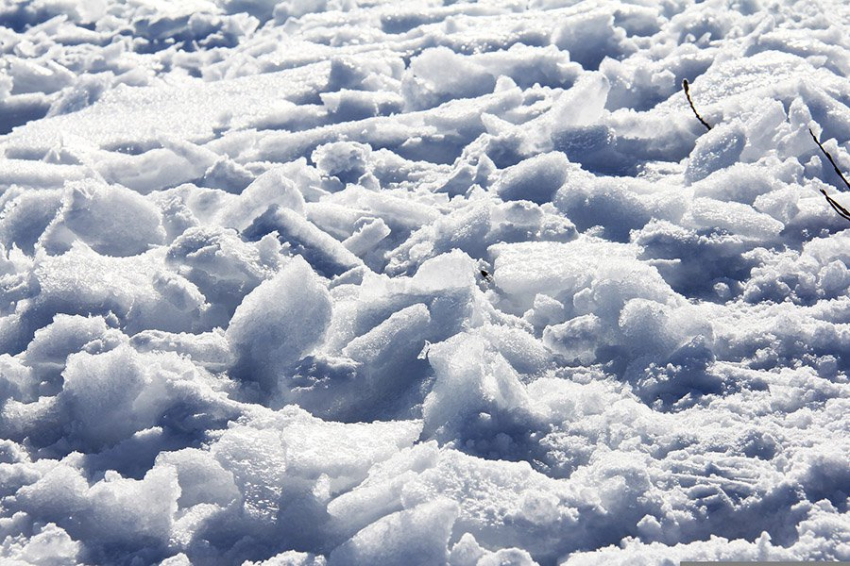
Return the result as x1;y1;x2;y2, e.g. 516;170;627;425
809;128;850;191
810;128;850;223
821;189;850;222
683;79;711;132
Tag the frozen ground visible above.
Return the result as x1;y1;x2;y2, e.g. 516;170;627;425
1;0;849;564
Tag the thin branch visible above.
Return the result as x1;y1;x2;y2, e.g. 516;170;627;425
809;128;850;191
683;79;711;132
810;128;850;223
821;189;850;222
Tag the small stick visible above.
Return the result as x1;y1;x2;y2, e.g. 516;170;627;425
809;128;850;191
683;79;711;131
821;189;850;222
809;128;850;223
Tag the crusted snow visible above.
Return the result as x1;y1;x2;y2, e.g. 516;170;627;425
1;0;849;565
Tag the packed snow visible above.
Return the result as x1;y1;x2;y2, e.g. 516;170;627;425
1;0;849;564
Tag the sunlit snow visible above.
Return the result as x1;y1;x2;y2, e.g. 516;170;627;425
1;0;849;564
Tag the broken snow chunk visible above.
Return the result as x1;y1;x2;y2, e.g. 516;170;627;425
686;197;784;240
342;217;391;257
227;257;332;391
61;345;165;450
219;167;306;231
493;152;571;205
130;328;234;371
243;205;363;277
411;250;477;293
155;448;240;508
40;179;165;257
685;121;747;184
312;141;372;186
402;47;497;111
329;499;459;566
552;11;632;70
200;156;255;193
0;189;64;255
543;314;603;364
422;332;536;443
84;465;180;547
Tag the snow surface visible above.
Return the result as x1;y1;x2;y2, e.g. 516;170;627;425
1;0;849;564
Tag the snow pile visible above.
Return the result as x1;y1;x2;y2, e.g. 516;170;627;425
1;0;849;564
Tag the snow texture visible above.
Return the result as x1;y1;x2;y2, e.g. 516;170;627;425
1;0;849;564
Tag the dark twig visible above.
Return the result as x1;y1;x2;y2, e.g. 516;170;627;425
683;79;711;131
809;128;850;223
809;128;850;191
821;189;850;222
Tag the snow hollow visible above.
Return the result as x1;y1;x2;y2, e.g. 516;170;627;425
0;0;849;564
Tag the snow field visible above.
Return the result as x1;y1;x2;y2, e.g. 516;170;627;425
1;0;849;564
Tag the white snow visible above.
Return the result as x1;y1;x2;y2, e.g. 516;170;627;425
1;0;849;564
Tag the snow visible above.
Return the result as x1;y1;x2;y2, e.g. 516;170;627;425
227;256;333;392
1;0;850;564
